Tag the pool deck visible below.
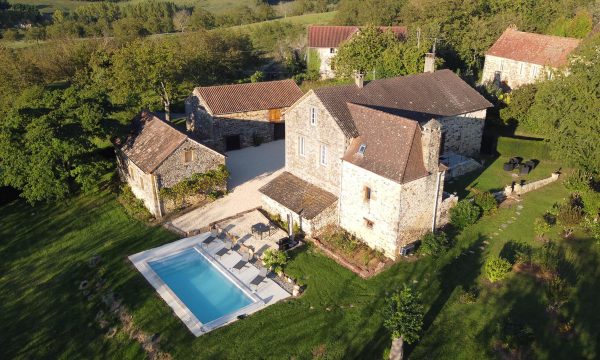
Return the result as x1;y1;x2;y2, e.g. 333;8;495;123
128;233;291;336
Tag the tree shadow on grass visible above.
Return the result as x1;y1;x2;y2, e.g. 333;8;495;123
405;233;487;357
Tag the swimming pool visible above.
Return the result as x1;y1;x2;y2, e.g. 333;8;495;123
148;248;253;324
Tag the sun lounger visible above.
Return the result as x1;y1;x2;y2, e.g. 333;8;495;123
201;236;216;248
250;268;268;287
215;242;232;258
232;253;250;272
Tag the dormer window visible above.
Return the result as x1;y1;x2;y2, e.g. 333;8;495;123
358;144;366;155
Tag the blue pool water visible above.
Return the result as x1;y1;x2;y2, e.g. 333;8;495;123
148;248;253;324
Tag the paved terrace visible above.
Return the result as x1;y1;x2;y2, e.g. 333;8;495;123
169;140;284;233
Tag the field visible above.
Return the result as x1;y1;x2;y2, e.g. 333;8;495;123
11;0;260;14
1;138;598;359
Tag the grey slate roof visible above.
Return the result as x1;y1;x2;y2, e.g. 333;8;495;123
342;104;429;184
313;69;493;137
259;172;338;220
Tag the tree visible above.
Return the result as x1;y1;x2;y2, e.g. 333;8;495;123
383;285;424;360
109;39;185;121
24;26;46;43
112;17;148;42
331;25;399;78
2;28;19;41
190;8;215;30
172;9;191;33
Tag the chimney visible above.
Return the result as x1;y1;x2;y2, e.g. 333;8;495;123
424;53;436;73
421;119;442;173
353;71;364;88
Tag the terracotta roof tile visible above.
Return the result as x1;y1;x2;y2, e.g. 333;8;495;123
119;111;188;173
259;172;338;219
195;79;303;115
342;104;429;183
486;27;581;67
313;69;492;137
308;25;407;48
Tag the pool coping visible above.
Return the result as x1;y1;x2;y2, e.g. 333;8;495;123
128;234;286;336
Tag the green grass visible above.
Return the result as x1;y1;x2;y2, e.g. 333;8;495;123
2;139;599;359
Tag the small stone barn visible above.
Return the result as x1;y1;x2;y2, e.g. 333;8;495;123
116;111;226;218
185;79;303;152
482;26;581;89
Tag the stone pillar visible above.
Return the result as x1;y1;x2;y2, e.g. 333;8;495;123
424;53;435;73
421;119;442;173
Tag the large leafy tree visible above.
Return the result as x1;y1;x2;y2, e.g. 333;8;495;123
0;85;109;202
109;38;185;121
383;285;424;360
331;26;400;78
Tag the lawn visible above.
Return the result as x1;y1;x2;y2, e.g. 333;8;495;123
1;138;599;359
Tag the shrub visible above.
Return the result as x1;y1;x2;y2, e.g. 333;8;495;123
500;241;533;265
533;241;561;273
117;184;153;221
583;217;600;243
484;256;512;282
418;231;449;257
556;195;584;235
458;285;479;304
497;318;534;351
473;191;498;215
450;200;481;230
262;249;287;274
159;165;229;208
534;217;552;239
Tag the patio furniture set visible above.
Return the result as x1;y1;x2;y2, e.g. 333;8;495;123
503;157;537;175
200;230;269;289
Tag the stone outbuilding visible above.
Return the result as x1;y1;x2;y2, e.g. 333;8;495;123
481;26;581;89
307;25;407;78
116;111;226;218
185;79;303;152
260;70;491;259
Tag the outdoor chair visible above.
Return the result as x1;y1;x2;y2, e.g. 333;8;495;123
215;242;232;258
503;162;514;171
201;235;216;248
232;253;250;272
250;267;268;288
520;165;531;175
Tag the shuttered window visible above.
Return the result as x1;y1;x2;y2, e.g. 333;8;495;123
184;150;193;163
268;108;282;121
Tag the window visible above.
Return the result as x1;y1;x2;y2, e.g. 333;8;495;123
298;136;305;156
358;143;366;155
500;60;504;71
364;186;371;202
547;71;553;80
364;218;374;229
531;65;539;77
310;107;317;126
184;150;193;163
319;144;328;165
140;177;144;190
329;48;336;54
519;62;524;75
129;167;134;178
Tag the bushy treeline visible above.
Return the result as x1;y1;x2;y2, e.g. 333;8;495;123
334;0;597;75
0;0;42;29
0;30;260;203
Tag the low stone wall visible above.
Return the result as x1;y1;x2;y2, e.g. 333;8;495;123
502;172;560;198
445;157;482;179
310;238;387;279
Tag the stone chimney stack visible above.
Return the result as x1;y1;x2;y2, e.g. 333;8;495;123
424;53;436;73
421;119;442;173
354;71;364;88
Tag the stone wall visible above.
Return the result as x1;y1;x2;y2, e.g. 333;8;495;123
438;109;487;157
481;55;548;89
397;171;445;249
186;89;281;152
285;92;349;194
310;200;339;234
438;192;458;226
503;172;560;198
312;47;336;78
154;138;225;189
116;151;161;217
339;161;403;258
262;195;315;236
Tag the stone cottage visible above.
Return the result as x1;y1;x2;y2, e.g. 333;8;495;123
307;25;407;78
259;70;491;259
116;111;226;218
482;26;581;89
185;79;303;152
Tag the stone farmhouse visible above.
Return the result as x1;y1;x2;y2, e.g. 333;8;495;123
116;111;225;218
259;70;491;259
185;79;303;152
482;26;581;89
307;25;407;78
